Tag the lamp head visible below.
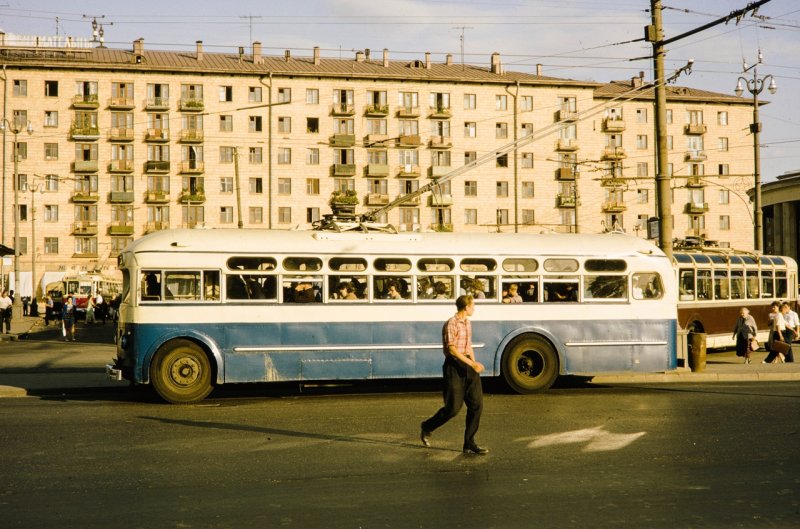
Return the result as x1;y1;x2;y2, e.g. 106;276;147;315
26;122;33;135
734;80;744;97
768;78;777;94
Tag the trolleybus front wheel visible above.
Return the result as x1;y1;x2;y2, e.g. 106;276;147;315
502;335;559;394
150;339;214;404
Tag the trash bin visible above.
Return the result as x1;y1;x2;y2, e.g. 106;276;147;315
688;332;707;372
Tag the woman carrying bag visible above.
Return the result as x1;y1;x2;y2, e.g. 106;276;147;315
732;307;758;364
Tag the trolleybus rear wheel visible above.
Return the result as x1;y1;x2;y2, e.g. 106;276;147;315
502;335;559;394
150;339;213;404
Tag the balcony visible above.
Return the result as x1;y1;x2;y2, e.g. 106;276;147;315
109;160;134;173
73;160;99;173
179;161;205;174
397;165;420;177
556;138;579;151
686;176;706;188
144;191;170;203
685;229;706;238
685;123;707;135
144;97;170;110
72;221;98;235
145;128;170;142
558;109;578;122
70;125;100;141
397;195;421;205
429;136;452;149
144;221;169;233
601;147;627;160
556;194;576;208
429;194;453;207
366;193;390;206
685;150;707;162
397;106;420;118
601;176;625;187
398;134;421;147
180;130;204;143
364;104;389;116
429;166;450;178
429;106;452;119
603;117;626;132
109;191;135;203
330;133;356;147
332;164;357;176
72;191;100;203
108;97;135;110
684;202;709;214
179;189;206;204
366;164;390;177
179;98;204;112
108;222;135;236
330;103;355;116
365;134;390;147
602;201;627;213
556;167;575;180
144;160;170;173
108;127;134;142
72;94;99;109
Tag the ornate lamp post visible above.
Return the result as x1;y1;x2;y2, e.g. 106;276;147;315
735;50;776;252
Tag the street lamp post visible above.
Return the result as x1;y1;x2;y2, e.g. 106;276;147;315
0;118;33;322
735;50;776;253
29;182;41;316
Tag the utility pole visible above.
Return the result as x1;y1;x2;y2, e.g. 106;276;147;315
233;147;243;228
647;0;673;260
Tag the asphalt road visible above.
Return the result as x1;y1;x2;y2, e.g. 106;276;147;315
2;380;799;529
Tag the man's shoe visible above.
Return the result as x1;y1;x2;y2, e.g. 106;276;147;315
463;444;489;455
420;424;431;447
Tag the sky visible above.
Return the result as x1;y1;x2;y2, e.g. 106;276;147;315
2;0;799;182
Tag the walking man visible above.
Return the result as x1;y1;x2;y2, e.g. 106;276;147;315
420;294;488;455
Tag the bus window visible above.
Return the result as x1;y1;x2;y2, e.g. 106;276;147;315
227;256;276;271
283;276;322;303
714;270;729;300
746;270;759;298
585;259;627;272
374;257;411;273
460;275;497;301
374;276;411;300
543;277;579;302
226;274;276;300
204;271;220;301
632;272;663;300
761;271;774;298
330;276;367;300
679;269;694;301
696;270;712;300
283;257;322;272
730;270;745;300
418;258;455;272
500;277;537;303
329;257;367;272
141;271;162;301
461;258;497;273
164;271;201;300
503;258;538;273
584;275;627;300
544;259;579;273
776;271;788;299
418;275;454;300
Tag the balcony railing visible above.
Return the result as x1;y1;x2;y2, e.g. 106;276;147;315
73;160;99;173
603;117;626;132
686;176;706;187
556;194;576;207
558;109;578;122
556;167;575;180
144;221;169;233
72;94;99;109
144;160;170;173
180;130;204;143
366;164;390;177
179;98;205;112
601;147;627;160
109;191;135;203
145;128;170;142
108;222;135;236
70;125;100;140
397;165;420;177
108;97;135;110
601;176;625;187
109;160;134;173
179;161;205;173
179;190;206;203
684;202;709;214
108;127;134;141
330;133;356;147
685;150;707;162
429;166;450;178
685;123;707;135
602;201;627;213
429;194;454;207
144;97;170;110
330;103;355;116
333;163;357;176
397;195;421;205
144;191;170;203
366;193;390;206
397;106;420;118
365;134;389;146
556;138;579;151
72;221;98;235
364;104;389;116
429;136;452;149
71;191;100;203
398;134;421;147
429;106;452;119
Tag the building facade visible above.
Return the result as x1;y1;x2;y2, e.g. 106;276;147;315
763;171;800;263
0;36;755;295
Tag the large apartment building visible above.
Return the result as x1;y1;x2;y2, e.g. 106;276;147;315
0;35;755;291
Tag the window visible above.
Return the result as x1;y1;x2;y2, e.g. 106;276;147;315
521;123;533;137
399;91;418;111
718;137;728;152
496;154;508;168
496;209;509;225
464;151;477;164
44;205;59;222
367;118;387;135
559;96;577;114
521;153;534;168
496;123;508;139
249;116;263;132
717;111;728;126
219;85;233;102
522;209;535;225
307;178;320;195
307;207;320;224
44;80;58;97
464;209;477;225
249;147;263;164
522;181;534;198
464;181;477;197
278;207;291;224
249;86;262;102
220;115;233;132
431;150;451;167
636;108;647;123
666;109;673;124
637;162;649;177
520;96;533;112
277;88;291;103
250;207;264;224
720;215;730;230
278;148;291;164
45;174;59;191
636;135;648;149
306;88;319;104
335;178;356;193
495;95;507;111
220;177;233;193
44;110;58;127
464;93;476;110
307;117;319;133
719;189;730;204
306;148;319;165
335;118;355;134
44;143;58;161
496;181;509;198
718;164;729;176
687;110;703;124
249;178;263;194
44;237;58;254
430;92;450;111
667;135;673;150
220;207;234;224
13;79;27;96
637;189;649;204
278;178;291;195
219;146;234;163
464;122;476;138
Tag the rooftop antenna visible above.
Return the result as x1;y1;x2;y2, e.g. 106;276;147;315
239;14;263;45
83;15;113;47
452;26;473;69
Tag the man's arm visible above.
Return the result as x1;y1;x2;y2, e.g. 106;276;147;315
446;344;484;373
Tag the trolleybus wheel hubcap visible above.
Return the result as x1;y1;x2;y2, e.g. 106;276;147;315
170;358;200;386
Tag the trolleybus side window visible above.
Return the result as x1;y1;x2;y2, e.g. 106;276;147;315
162;270;220;301
141;270;163;301
584;275;627;300
746;270;759;298
502;258;539;303
714;270;729;300
730;270;745;299
776;270;788;299
679;269;694;300
226;256;277;301
761;270;774;298
460;258;498;301
543;276;579;302
632;272;663;300
373;257;412;301
696;269;712;300
282;256;323;303
328;257;368;300
417;258;455;300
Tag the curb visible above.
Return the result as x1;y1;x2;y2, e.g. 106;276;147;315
591;371;800;384
0;385;28;397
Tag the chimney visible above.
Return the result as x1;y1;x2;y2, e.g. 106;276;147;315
133;38;144;55
365;48;371;62
445;54;453;66
425;52;431;69
313;46;321;65
382;48;389;68
238;46;245;63
631;75;642;88
195;41;203;61
252;41;263;65
284;49;291;62
536;63;542;76
356;50;365;63
490;52;503;74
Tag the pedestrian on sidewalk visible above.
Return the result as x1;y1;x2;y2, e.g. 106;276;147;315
61;296;76;342
780;302;798;363
420;294;488;455
85;296;96;325
732;307;757;364
764;301;788;364
22;296;28;316
0;290;12;334
44;294;54;326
